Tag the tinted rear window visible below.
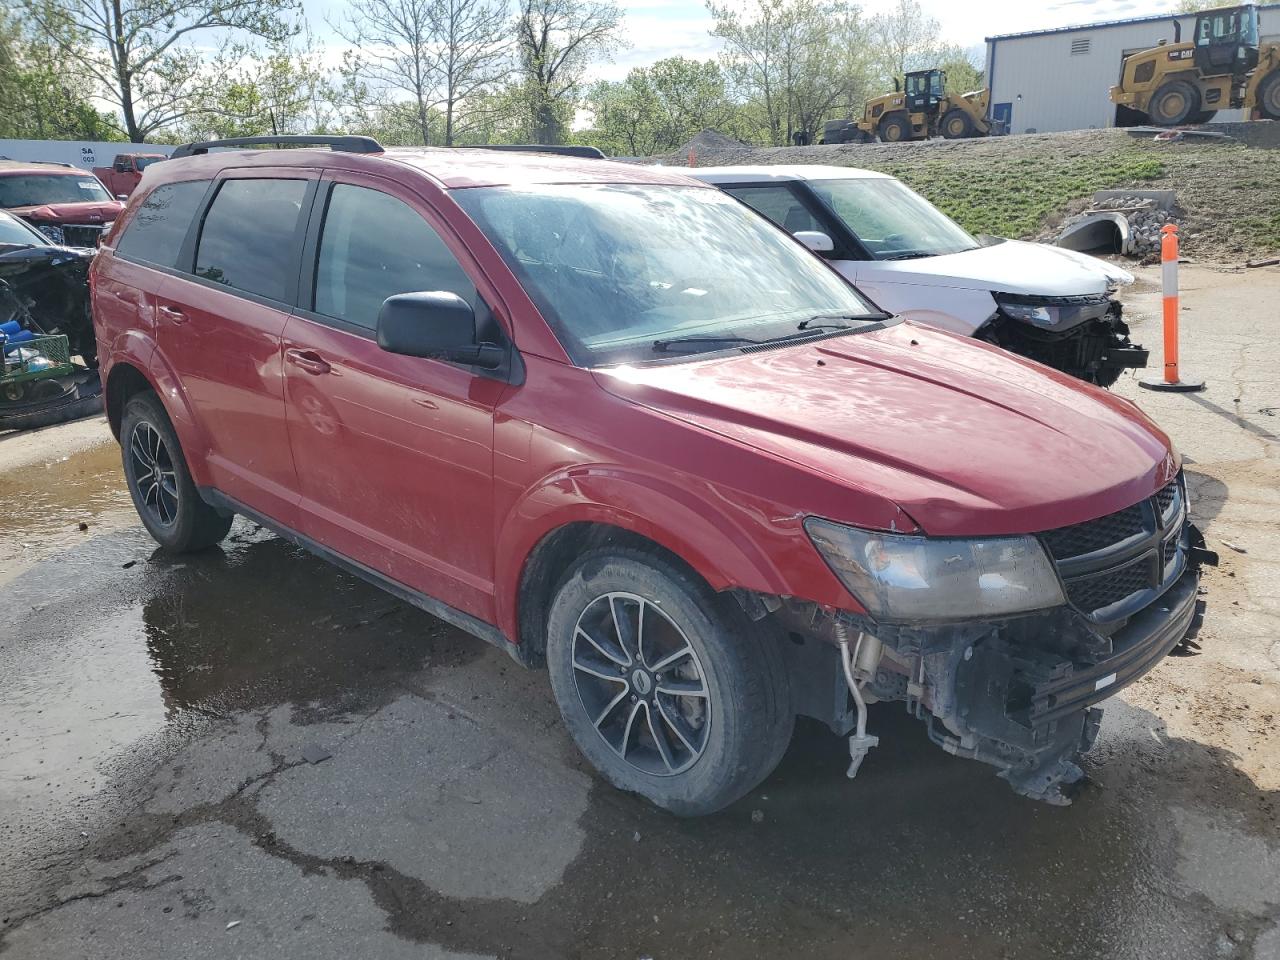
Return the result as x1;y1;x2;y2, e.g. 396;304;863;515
115;180;208;268
195;178;307;302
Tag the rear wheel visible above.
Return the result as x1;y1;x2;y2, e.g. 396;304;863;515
1257;70;1280;121
1149;79;1201;125
120;391;232;552
1190;109;1217;124
545;548;793;816
878;112;912;143
941;108;974;139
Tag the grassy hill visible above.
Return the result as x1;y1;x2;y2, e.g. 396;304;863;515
664;129;1280;264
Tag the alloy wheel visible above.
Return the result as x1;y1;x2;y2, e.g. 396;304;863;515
129;420;179;527
571;592;711;776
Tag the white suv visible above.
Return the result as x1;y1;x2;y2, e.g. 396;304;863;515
687;165;1146;387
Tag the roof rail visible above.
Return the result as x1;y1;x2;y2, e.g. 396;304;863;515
468;144;607;159
170;135;385;159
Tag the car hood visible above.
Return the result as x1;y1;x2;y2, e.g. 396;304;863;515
857;239;1133;297
595;322;1175;537
11;200;124;224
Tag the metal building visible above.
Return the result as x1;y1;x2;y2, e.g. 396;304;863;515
985;4;1279;134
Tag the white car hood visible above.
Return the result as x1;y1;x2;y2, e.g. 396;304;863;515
856;239;1133;297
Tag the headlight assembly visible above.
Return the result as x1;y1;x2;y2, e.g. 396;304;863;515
805;518;1066;621
995;297;1058;328
36;224;66;245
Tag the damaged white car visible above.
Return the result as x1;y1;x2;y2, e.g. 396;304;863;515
688;165;1147;387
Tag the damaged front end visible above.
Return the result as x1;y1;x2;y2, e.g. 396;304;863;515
980;292;1148;389
0;244;95;367
756;472;1215;805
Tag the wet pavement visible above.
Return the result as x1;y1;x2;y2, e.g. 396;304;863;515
2;267;1280;959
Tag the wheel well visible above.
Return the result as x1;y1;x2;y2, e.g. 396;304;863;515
105;363;153;440
516;522;706;667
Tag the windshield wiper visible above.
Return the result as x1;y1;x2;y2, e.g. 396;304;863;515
881;251;934;261
797;311;889;330
651;334;759;353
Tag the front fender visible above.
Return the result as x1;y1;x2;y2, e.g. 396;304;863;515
493;465;827;642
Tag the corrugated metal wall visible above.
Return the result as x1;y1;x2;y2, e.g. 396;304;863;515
986;6;1280;134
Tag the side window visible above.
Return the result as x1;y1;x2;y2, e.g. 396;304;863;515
115;180;209;268
195;178;308;302
724;185;822;236
313;183;476;330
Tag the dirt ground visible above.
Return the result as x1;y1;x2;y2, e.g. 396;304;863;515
0;263;1277;960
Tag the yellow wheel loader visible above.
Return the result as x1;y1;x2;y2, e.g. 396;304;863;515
1111;4;1280;125
821;70;998;144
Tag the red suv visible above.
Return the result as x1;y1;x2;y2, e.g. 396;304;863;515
0;160;125;247
91;136;1212;815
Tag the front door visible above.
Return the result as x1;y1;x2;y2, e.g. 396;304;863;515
282;175;505;622
155;172;314;526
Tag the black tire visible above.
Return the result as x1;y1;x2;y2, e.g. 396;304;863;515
1257;70;1280;121
1149;79;1201;126
878;112;912;143
941;108;974;139
120;391;232;552
545;547;793;816
0;373;103;432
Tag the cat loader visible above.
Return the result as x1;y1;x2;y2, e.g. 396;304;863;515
1111;4;1280;125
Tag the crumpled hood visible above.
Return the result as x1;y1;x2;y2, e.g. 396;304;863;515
596;322;1175;537
12;200;124;224
858;239;1133;297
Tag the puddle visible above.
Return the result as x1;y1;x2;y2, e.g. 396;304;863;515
0;441;134;576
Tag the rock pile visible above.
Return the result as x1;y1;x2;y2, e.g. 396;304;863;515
1055;195;1184;261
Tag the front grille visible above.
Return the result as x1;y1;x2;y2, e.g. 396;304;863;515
62;224;106;247
1064;556;1153;612
1042;502;1146;561
1039;475;1185;619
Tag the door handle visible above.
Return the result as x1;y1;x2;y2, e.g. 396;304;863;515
157;304;186;324
285;348;331;375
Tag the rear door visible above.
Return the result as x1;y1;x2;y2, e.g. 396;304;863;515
155;170;316;527
281;173;507;621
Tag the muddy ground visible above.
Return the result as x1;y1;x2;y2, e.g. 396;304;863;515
0;263;1278;959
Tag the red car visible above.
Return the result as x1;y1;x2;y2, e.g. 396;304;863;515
91;136;1212;814
0;160;124;247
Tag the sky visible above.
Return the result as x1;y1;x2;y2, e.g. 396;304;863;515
304;0;1180;82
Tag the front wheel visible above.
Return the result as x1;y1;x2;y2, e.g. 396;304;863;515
120;391;232;551
545;548;793;816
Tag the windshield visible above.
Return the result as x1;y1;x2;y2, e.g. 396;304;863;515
135;157;163;170
809;177;978;260
455;183;878;366
0;213;48;247
0;174;113;208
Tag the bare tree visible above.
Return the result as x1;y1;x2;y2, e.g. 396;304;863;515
868;0;940;83
19;0;298;141
516;0;623;143
336;0;439;144
429;0;512;145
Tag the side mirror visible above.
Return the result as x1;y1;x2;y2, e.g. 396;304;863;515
376;291;504;369
794;230;835;254
115;194;128;201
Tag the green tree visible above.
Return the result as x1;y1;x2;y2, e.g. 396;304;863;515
0;11;118;139
20;0;299;142
516;0;624;143
584;57;739;155
936;44;984;94
709;0;874;145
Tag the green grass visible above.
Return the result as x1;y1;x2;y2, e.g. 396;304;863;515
851;148;1166;240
